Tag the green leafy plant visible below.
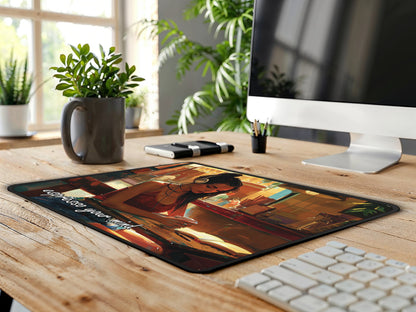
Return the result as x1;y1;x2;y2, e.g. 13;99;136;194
0;52;33;105
125;87;147;108
139;0;254;133
50;43;144;98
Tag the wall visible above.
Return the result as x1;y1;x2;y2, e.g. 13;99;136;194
157;0;416;155
158;0;222;134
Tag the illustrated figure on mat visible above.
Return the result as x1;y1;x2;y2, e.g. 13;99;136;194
99;173;242;228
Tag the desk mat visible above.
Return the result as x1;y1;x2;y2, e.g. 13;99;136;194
8;162;399;273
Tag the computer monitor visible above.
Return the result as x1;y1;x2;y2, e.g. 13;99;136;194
247;0;416;173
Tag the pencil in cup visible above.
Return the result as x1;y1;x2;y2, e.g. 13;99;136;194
251;120;267;153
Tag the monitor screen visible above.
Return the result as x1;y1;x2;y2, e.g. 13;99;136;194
247;0;416;173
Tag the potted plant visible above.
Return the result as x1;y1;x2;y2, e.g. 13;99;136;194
140;1;296;136
125;87;147;129
139;0;254;134
50;43;144;164
0;52;33;137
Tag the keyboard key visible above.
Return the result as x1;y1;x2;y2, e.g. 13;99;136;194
392;285;416;299
336;252;363;264
376;266;404;278
327;292;357;307
280;258;323;277
268;285;301;302
322;308;346;312
298;252;337;268
256;280;282;292
280;258;342;284
349;270;378;283
397;272;416;285
328;262;357;275
356;260;384;271
262;266;318;291
334;279;364;293
290;295;329;312
370;277;400;291
345;246;366;256
365;252;387;262
386;259;409;269
315;246;344;258
311;270;343;285
356;287;386;301
326;241;347;249
349;300;382;312
378;295;410;310
404;306;416;312
308;284;337;299
235;272;270;289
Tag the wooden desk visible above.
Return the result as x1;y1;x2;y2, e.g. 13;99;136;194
0;131;415;312
0;128;163;150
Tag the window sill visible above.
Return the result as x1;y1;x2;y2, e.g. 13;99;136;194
0;128;163;150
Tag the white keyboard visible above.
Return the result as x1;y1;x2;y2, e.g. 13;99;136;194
235;241;416;312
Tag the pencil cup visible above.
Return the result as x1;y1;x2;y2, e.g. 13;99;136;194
251;135;267;153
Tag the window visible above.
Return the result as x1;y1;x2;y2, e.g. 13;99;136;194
0;0;158;130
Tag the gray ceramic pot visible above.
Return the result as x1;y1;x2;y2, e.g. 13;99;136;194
125;106;142;129
61;97;125;164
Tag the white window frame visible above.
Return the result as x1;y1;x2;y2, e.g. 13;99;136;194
0;0;120;130
0;0;159;131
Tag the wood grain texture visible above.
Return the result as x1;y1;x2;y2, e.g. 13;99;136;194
0;131;415;312
0;129;163;150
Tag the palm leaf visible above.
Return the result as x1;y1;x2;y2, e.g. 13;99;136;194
138;0;255;134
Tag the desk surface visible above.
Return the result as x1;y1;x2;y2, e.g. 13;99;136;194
1;131;415;312
0;128;163;150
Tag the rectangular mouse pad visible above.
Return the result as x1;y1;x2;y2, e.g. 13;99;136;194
8;162;399;273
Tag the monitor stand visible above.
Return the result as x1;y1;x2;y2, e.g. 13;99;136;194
302;133;402;174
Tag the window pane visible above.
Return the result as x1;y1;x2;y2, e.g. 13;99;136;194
42;21;113;122
41;0;112;18
0;17;31;57
0;17;33;114
0;0;31;9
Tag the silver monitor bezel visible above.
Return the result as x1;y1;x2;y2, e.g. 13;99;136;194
247;96;416;140
247;96;416;173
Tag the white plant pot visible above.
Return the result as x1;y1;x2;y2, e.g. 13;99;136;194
0;104;29;137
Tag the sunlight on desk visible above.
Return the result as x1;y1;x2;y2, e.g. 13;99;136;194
0;132;415;312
